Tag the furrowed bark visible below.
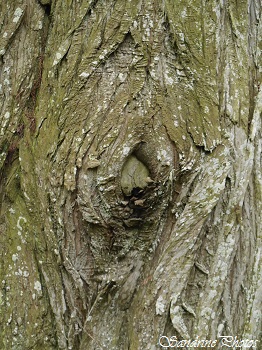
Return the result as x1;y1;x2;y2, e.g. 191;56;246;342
0;0;261;349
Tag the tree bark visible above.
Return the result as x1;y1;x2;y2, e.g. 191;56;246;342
0;0;261;349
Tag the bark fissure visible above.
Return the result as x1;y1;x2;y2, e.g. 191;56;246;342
0;0;262;349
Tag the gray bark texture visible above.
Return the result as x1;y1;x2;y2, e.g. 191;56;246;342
0;0;262;349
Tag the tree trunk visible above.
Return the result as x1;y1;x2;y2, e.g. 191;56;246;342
0;0;261;349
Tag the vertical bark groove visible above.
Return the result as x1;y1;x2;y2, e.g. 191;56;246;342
0;0;261;349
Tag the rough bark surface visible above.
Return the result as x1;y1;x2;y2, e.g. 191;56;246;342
0;0;262;349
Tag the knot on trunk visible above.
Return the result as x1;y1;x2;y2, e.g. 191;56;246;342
120;154;150;196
